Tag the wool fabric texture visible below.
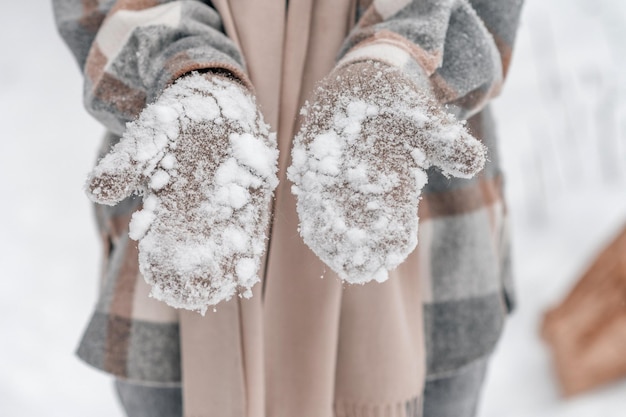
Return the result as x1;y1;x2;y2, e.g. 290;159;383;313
53;0;523;416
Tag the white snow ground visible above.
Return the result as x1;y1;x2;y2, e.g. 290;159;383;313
0;1;624;416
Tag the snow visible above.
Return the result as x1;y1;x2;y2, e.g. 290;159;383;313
477;1;626;415
230;132;280;180
128;204;156;240
86;72;278;314
288;62;485;284
215;183;249;210
308;132;343;175
1;1;625;416
215;156;267;189
223;225;250;252
149;169;170;190
235;257;258;290
160;153;177;169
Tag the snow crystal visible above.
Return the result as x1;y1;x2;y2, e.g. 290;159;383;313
215;158;263;189
410;148;428;167
372;215;389;231
229;132;280;182
223;226;250;253
308;132;343;175
412;168;429;190
149;169;170;190
235;258;257;285
152;104;179;125
143;194;158;211
334;100;379;135
180;94;220;122
212;79;258;127
346;228;367;244
160;153;177;169
372;268;388;283
86;72;278;313
129;208;156;240
215;183;249;210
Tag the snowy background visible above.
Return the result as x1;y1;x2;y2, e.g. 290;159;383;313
1;1;625;416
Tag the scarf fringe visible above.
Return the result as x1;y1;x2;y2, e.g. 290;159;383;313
334;396;423;417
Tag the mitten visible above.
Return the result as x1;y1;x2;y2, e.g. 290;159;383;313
87;72;278;314
288;61;486;284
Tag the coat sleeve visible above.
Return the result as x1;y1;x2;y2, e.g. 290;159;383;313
338;0;524;119
52;0;250;135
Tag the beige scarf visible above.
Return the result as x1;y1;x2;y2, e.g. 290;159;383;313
179;1;426;416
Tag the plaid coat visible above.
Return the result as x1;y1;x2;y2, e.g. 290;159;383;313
53;0;522;416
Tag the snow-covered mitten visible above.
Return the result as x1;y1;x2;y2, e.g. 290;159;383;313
288;61;486;284
87;72;278;314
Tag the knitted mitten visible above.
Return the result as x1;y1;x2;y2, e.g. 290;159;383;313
288;61;486;284
87;72;278;314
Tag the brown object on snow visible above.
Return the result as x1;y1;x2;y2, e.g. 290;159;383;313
542;224;626;396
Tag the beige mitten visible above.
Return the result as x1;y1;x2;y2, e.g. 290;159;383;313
288;61;486;284
87;73;278;314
